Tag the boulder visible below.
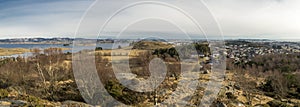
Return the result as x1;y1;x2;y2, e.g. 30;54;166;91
201;70;210;74
0;101;11;106
216;101;227;107
227;102;245;107
254;104;270;107
10;100;28;106
267;100;291;107
289;99;300;104
62;101;93;107
234;84;241;90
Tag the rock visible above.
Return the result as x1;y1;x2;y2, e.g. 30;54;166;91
252;97;260;102
281;99;288;102
227;101;245;107
236;102;245;107
0;101;11;106
254;104;270;107
289;99;300;104
215;101;227;107
10;100;28;106
267;100;290;107
234;84;241;90
62;101;92;107
131;78;140;85
236;95;248;104
211;101;227;107
251;94;273;105
226;92;236;99
201;70;210;74
57;79;74;85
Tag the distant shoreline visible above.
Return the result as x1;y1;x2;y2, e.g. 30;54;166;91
0;47;71;57
0;42;70;44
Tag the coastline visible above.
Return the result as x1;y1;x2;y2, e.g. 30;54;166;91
0;47;71;57
0;42;71;44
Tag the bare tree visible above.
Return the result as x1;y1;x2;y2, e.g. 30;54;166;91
34;48;64;100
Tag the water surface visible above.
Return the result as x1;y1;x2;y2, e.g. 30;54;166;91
0;43;129;58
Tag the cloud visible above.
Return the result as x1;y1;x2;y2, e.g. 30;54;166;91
203;0;300;39
0;0;299;39
0;0;94;38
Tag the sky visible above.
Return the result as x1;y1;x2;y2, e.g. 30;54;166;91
0;0;299;39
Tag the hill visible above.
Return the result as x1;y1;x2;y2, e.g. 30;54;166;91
132;41;173;50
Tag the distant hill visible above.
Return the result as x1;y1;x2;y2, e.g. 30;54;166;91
0;38;116;44
0;38;74;43
132;40;173;50
140;37;167;42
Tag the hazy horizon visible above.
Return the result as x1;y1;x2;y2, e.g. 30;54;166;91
1;0;300;39
1;36;300;42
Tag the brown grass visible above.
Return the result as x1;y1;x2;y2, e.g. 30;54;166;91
0;48;30;56
95;49;148;61
132;41;173;50
0;48;70;56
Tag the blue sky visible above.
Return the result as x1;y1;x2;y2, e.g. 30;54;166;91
0;0;94;38
0;0;299;39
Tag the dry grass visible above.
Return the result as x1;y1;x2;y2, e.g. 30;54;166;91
133;41;173;50
0;48;30;56
0;48;70;56
95;49;148;61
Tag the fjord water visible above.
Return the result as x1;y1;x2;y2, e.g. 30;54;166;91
0;43;129;58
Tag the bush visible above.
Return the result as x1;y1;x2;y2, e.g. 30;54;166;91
104;80;147;105
287;91;300;99
95;47;103;50
259;72;300;98
0;80;10;89
260;79;274;92
267;100;292;107
226;92;237;99
0;89;9;98
254;104;271;107
105;80;125;98
264;92;276;98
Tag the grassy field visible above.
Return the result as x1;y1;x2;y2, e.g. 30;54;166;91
0;48;70;56
1;41;299;106
0;48;30;56
95;49;148;61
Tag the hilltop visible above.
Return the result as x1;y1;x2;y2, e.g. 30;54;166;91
132;40;173;50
